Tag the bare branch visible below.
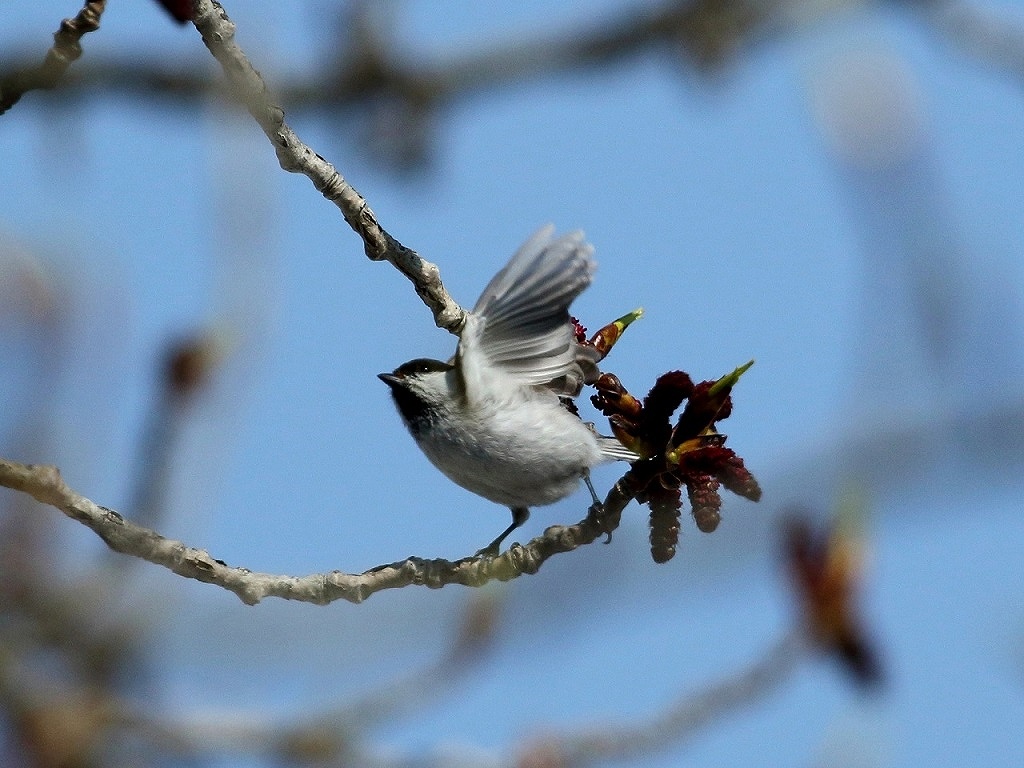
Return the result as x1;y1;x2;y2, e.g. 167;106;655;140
521;629;806;767
20;595;499;764
0;458;635;606
925;0;1024;85
1;0;787;117
63;612;803;767
0;0;106;115
190;0;466;333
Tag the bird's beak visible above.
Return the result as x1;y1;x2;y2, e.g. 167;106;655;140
378;372;402;389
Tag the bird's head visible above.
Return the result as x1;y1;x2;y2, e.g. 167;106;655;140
378;358;455;434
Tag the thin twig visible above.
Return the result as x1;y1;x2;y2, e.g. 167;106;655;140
72;595;500;764
0;0;106;115
522;629;806;767
925;0;1024;85
0;458;635;606
0;0;786;116
190;0;466;333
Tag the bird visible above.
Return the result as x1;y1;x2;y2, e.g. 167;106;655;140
379;225;635;555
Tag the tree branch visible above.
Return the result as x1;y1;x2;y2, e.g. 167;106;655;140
0;0;786;118
521;629;806;766
0;0;106;115
0;458;634;606
924;0;1024;86
190;0;466;333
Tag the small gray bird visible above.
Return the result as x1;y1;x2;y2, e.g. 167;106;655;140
380;226;635;554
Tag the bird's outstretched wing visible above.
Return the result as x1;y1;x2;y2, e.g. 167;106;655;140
458;225;597;401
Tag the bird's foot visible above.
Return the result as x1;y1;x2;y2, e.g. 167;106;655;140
587;500;615;544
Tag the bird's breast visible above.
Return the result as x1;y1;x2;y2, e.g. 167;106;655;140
415;394;601;508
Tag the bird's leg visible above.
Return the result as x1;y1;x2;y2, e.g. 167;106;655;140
476;506;530;557
583;471;601;506
582;470;613;544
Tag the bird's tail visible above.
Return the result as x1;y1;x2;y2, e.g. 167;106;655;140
597;435;639;462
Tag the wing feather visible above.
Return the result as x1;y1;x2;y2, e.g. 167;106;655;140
458;226;596;401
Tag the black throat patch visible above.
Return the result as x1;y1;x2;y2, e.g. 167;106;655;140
387;384;436;436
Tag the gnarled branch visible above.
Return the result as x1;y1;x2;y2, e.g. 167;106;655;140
0;458;635;605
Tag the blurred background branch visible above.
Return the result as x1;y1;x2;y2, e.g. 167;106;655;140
0;0;106;115
4;0;1021;170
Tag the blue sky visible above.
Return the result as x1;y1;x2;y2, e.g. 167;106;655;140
3;2;1024;766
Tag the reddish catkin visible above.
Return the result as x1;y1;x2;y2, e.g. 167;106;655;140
592;361;759;561
717;453;762;502
647;486;682;563
687;474;722;533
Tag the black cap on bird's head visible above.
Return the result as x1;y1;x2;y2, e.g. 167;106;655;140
379;358;454;434
378;358;453;384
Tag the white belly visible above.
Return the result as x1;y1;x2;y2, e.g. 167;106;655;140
416;394;601;508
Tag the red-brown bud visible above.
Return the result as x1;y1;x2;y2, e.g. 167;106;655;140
591;373;643;419
587;308;643;360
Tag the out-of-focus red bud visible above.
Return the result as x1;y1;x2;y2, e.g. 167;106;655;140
166;337;213;396
155;0;194;22
783;513;882;687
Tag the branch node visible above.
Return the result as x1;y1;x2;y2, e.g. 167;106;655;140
189;553;217;573
506;541;540;576
99;506;124;524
